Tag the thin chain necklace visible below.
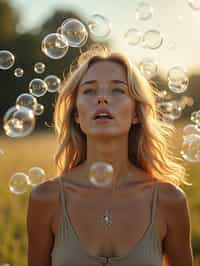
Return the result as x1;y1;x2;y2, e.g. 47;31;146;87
101;208;112;226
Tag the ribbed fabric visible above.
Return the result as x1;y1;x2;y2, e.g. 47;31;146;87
51;176;163;266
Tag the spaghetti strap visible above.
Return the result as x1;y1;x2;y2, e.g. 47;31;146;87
150;183;159;225
58;176;68;218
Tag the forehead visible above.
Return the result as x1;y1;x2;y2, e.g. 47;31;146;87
80;60;128;85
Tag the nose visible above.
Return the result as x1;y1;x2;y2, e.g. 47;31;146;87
97;95;109;105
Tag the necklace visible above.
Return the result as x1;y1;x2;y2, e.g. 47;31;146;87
101;208;112;226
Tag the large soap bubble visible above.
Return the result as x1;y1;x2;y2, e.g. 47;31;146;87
28;166;46;186
61;18;88;47
142;30;163;49
138;57;158;79
0;50;15;70
9;172;30;194
29;78;48;97
44;75;61;93
88;14;111;39
41;33;69;59
16;93;38;111
124;28;142;46
3;106;36;138
181;134;200;163
136;2;154;20
168;66;189;94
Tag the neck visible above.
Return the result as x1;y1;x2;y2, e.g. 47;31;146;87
85;135;132;188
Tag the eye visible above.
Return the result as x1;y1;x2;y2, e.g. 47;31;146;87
112;88;125;94
83;88;96;94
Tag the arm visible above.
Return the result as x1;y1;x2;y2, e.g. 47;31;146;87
162;184;194;266
27;181;55;266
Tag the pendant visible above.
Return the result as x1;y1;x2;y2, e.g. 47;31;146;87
102;209;112;226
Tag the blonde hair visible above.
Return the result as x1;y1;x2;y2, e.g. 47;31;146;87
53;44;191;187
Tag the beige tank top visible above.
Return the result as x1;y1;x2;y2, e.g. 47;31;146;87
51;176;163;266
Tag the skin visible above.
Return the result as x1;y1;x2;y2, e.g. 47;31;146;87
27;60;194;266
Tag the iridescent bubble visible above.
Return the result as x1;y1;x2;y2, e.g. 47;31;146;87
181;134;200;162
34;103;44;116
41;33;69;59
124;28;141;46
188;0;200;10
29;78;48;97
138;57;158;79
88;14;111;39
3;106;35;138
14;67;24;77
34;62;46;74
142;30;163;49
28;167;46;186
136;2;154;20
0;50;15;70
16;93;38;111
61;18;88;47
44;75;61;93
190;110;200;125
89;161;114;188
168;66;189;93
157;100;182;121
9;172;30;194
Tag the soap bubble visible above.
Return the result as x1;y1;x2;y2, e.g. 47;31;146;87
124;28;141;46
181;134;200;162
183;124;200;139
168;66;189;93
9;172;30;194
187;0;200;10
44;75;61;93
3;106;35;138
0;50;15;70
89;161;114;188
61;18;88;47
14;67;24;77
88;14;111;39
34;62;46;74
190;110;200;125
136;2;154;20
157;100;182;121
34;103;44;116
138;57;158;79
41;33;69;59
28;167;46;186
29;78;48;97
142;30;163;49
16;93;38;111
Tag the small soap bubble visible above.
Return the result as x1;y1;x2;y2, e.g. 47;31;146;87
190;110;200;125
136;2;154;20
89;161;114;188
61;18;88;47
44;75;61;93
14;67;24;77
142;30;163;49
41;33;69;59
34;103;44;116
16;93;38;111
168;66;189;93
34;62;46;74
29;78;48;97
157;100;182;121
3;106;35;138
181;134;200;162
124;28;141;46
88;14;111;39
188;0;200;10
28;167;46;186
9;172;30;194
0;50;15;70
138;57;158;79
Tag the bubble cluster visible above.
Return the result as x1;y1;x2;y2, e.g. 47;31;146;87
89;162;114;188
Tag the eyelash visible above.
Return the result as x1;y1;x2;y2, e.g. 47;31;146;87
83;88;125;94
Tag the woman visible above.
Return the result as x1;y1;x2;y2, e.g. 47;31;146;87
27;45;194;266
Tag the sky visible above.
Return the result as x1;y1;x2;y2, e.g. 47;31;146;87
9;0;200;72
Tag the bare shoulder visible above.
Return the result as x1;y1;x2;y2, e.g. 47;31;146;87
158;182;187;204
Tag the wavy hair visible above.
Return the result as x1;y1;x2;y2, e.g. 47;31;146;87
53;44;191;187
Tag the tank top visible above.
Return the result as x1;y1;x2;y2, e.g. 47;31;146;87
51;176;163;266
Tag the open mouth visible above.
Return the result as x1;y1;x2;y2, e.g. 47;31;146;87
94;114;113;120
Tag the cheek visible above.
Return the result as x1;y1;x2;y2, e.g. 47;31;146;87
76;97;91;119
117;98;135;116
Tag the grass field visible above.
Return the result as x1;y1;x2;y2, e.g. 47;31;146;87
0;123;200;266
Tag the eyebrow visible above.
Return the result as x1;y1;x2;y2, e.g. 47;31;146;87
80;80;128;86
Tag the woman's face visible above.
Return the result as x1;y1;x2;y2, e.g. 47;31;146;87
75;59;137;138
